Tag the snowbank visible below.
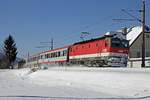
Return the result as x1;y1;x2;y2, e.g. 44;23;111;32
14;66;150;98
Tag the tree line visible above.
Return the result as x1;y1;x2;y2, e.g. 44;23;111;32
0;35;25;69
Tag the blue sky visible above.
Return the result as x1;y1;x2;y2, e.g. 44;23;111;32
0;0;149;58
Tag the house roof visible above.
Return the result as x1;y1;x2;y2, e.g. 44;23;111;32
126;26;142;46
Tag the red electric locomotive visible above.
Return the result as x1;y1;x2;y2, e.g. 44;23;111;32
69;35;129;67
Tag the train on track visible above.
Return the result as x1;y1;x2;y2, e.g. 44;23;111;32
28;33;129;67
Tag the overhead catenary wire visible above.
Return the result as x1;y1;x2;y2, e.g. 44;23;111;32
53;15;116;46
121;9;142;23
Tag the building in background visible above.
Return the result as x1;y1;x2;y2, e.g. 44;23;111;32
109;26;150;68
127;26;150;68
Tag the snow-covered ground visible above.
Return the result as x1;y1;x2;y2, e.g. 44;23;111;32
0;66;150;100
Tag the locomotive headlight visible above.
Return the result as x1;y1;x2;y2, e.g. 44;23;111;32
108;56;121;63
118;50;123;53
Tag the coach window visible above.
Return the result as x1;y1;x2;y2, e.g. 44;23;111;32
49;53;51;58
48;54;51;58
54;52;56;57
56;52;58;57
58;51;60;57
54;52;57;57
60;51;63;56
50;53;52;58
62;51;64;56
53;52;56;57
52;53;54;58
63;50;65;56
58;52;60;57
63;50;67;56
53;53;55;58
55;52;57;57
41;55;44;59
35;57;37;60
65;50;67;55
57;52;59;57
53;52;55;57
51;53;53;58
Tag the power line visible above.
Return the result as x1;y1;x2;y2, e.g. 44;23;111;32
56;15;113;40
52;15;115;47
36;38;54;50
122;9;142;23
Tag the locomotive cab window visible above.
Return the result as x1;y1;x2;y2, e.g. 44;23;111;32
111;39;121;48
111;38;129;48
122;40;129;48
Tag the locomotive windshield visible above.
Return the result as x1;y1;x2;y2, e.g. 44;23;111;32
111;38;129;48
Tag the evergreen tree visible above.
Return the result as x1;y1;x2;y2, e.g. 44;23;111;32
3;35;17;69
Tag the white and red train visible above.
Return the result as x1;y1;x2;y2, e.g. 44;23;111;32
28;34;129;67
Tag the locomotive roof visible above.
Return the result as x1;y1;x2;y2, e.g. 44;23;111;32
74;35;112;45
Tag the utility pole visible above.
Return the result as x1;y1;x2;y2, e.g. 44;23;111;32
141;0;145;67
37;38;54;50
113;0;147;67
51;38;53;50
27;52;29;62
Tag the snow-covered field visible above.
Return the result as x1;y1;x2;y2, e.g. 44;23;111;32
0;66;150;100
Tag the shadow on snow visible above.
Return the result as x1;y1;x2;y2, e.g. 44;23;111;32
0;95;150;100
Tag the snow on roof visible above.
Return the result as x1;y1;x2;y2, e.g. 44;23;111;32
105;31;126;40
105;26;142;46
126;26;142;46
